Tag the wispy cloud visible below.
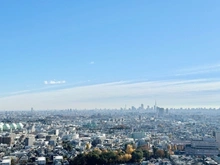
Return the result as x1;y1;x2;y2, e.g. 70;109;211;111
44;80;66;85
176;63;220;76
90;61;95;65
1;78;220;110
0;80;91;98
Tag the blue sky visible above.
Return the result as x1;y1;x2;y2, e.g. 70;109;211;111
1;0;220;110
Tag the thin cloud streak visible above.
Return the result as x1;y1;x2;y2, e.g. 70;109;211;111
0;79;220;110
44;80;66;85
176;63;220;76
0;80;92;98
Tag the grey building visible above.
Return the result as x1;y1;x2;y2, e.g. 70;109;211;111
24;135;35;146
185;138;219;156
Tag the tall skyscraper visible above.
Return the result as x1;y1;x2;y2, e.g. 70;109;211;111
154;101;157;112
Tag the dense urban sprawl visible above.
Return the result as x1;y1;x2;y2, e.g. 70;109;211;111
0;105;220;165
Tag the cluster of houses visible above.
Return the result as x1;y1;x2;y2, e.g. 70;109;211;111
0;108;219;164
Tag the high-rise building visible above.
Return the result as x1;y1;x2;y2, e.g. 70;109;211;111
0;133;15;146
131;132;146;139
0;136;13;146
24;135;35;146
131;106;136;111
215;131;220;148
158;107;165;117
154;101;157;112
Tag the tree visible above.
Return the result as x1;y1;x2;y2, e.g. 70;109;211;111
93;148;102;154
173;144;177;151
73;153;88;165
152;146;157;157
63;142;73;152
131;150;143;163
86;152;100;165
92;138;102;147
46;157;51;164
155;149;165;158
164;150;170;159
11;159;16;165
123;154;132;162
126;144;134;154
67;144;73;151
86;142;91;150
99;151;117;164
143;150;151;160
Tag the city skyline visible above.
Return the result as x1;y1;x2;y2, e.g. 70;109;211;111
1;1;220;110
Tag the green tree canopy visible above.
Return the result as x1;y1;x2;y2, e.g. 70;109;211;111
131;149;143;162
